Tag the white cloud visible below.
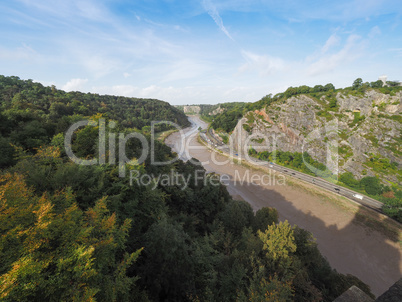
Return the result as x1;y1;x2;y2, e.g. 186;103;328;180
82;54;120;78
202;0;234;41
62;78;88;91
239;50;286;76
109;85;138;96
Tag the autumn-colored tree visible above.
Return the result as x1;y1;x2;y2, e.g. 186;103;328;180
258;220;297;282
0;173;142;302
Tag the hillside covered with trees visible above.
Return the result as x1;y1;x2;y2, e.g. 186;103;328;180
0;75;189;168
0;75;374;301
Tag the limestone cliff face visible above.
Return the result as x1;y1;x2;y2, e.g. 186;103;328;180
230;90;401;183
183;105;201;114
209;105;225;116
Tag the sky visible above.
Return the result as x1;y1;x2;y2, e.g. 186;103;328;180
0;0;401;105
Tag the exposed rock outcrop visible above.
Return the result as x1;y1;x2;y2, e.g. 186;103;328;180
229;90;401;184
183;105;201;114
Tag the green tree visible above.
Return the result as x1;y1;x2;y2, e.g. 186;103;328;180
360;176;382;195
0;136;15;168
329;98;337;108
370;80;383;88
219;200;254;237
140;219;195;301
352;78;363;89
386;80;400;87
324;83;335;91
382;198;402;222
252;207;278;232
313;85;324;92
247;275;293;302
339;172;359;188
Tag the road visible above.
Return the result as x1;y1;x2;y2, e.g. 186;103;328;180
201;129;384;214
165;115;402;297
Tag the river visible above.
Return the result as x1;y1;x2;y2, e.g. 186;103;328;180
165;115;401;296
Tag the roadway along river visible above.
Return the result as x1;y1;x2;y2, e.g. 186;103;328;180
165;115;402;297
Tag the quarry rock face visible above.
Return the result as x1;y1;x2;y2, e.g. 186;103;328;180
183;105;201;114
230;91;401;184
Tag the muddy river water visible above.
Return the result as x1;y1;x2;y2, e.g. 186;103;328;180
165;116;401;296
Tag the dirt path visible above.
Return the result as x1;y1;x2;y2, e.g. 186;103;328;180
165;116;402;297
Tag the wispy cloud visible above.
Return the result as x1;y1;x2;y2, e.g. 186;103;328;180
368;25;381;38
307;35;365;76
202;0;234;41
321;34;341;54
0;43;39;61
388;48;402;57
239;50;286;76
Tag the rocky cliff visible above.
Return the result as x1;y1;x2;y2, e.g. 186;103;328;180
230;90;401;184
183;105;201;114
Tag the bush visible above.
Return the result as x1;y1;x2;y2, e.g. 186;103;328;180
339;172;359;188
382;198;402;223
360;176;382;195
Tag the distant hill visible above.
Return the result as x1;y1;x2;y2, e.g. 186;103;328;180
0;75;190;167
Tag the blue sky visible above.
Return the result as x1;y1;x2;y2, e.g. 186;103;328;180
1;0;401;104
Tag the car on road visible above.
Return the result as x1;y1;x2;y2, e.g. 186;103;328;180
353;193;363;200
